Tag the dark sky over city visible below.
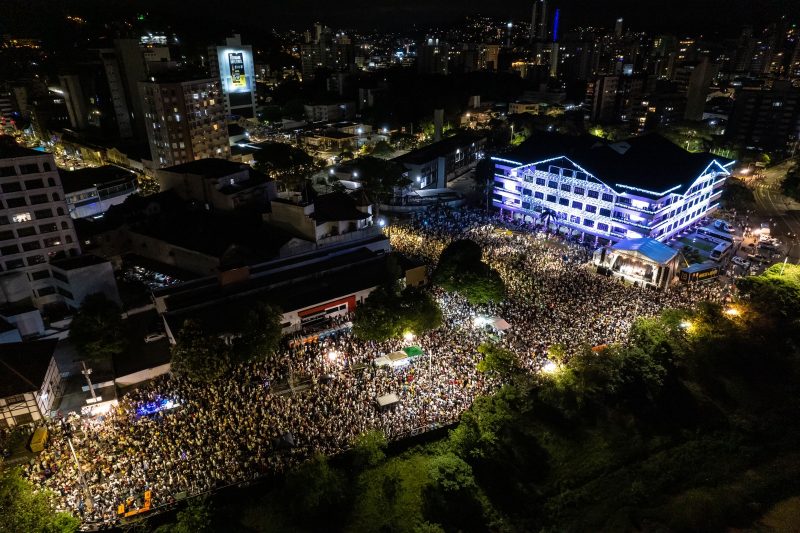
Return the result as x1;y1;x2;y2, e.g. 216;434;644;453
2;0;798;37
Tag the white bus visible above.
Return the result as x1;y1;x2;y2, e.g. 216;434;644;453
710;242;733;262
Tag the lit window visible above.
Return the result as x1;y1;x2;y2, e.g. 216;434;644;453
12;212;32;223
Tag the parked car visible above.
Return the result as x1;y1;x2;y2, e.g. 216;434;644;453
731;256;750;269
752;254;770;264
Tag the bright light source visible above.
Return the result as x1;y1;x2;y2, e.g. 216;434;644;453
329;168;335;175
725;308;740;316
403;331;415;342
378;218;386;227
353;171;359;178
541;361;559;374
473;316;489;328
327;350;339;361
680;320;692;329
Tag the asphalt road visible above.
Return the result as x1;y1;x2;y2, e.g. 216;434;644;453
750;158;800;259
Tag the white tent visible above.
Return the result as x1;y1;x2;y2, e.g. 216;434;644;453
374;351;410;368
376;393;400;408
490;317;511;331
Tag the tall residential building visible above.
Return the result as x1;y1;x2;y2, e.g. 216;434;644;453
300;25;354;80
684;59;716;121
208;34;257;119
139;76;230;168
726;81;800;154
0;141;80;306
417;38;449;75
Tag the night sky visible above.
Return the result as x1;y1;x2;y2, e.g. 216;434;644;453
1;0;798;39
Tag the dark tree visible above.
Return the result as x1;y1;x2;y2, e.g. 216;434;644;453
170;320;231;383
353;287;442;342
232;302;283;364
68;293;127;362
0;465;79;533
433;240;506;305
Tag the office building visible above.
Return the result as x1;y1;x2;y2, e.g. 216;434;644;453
726;80;800;154
300;25;355;80
393;132;487;190
492;132;730;243
417;38;450;75
208;34;257;119
0;141;80;304
60;165;139;219
139;76;230;168
684;59;716;121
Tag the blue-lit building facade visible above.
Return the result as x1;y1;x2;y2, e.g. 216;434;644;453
492;133;731;243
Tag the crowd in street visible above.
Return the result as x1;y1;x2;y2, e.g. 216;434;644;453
25;208;724;527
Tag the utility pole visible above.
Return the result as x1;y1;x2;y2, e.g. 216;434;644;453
80;360;98;403
62;420;93;513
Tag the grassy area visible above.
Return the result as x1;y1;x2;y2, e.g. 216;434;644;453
677;236;716;253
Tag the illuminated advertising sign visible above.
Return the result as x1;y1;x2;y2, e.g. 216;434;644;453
217;47;254;95
228;52;246;89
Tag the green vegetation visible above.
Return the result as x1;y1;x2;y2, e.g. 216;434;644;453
0;465;79;533
156;267;800;531
68;293;127;362
252;142;322;192
170;302;283;382
722;176;757;211
782;164;800;202
432;239;506;305
352;286;443;342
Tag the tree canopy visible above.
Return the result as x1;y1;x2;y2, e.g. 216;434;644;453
68;293;127;362
432;239;506;305
0;466;79;533
353;287;443;342
170;320;232;383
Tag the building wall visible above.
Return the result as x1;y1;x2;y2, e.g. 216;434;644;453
493;157;727;242
51;261;121;309
0;391;41;428
140;78;230;168
0;151;81;307
125;231;221;276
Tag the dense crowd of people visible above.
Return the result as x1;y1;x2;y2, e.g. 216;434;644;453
25;208;724;528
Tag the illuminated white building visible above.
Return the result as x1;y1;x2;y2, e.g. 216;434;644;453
492;133;731;243
208;34;257;119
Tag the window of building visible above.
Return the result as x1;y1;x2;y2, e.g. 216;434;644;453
560;184;571;192
31;270;50;281
573;186;585;195
570;215;580;223
5;394;25;405
583;219;595;227
29;194;48;205
43;237;61;248
37;286;55;297
0;230;13;241
57;287;74;299
33;209;53;220
559;198;569;206
21;241;41;251
27;255;46;266
47;178;56;187
0;244;20;255
601;193;614;202
547;181;558;189
14;413;34;425
1;182;22;193
24;179;44;190
18;164;39;174
546;194;557;203
599;208;611;217
42;162;52;172
4;259;24;270
535;178;545;186
16;226;36;237
585;204;597;214
0;166;15;177
38;223;57;233
587;190;599;199
572;201;583;209
52;193;60;202
60;221;69;230
5;197;27;208
522;188;532;196
534;192;544;199
597;223;609;232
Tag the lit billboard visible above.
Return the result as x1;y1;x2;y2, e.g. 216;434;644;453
217;47;254;94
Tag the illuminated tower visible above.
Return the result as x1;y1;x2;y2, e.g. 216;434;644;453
207;34;256;119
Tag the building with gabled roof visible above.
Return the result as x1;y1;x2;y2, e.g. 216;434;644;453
493;132;732;243
0;339;63;427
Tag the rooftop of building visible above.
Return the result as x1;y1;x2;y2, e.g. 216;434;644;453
503;132;730;196
311;191;371;224
393;132;486;166
163;252;394;336
58;165;137;194
611;237;679;264
161;158;253;178
50;254;109;271
0;339;58;397
0;137;46;159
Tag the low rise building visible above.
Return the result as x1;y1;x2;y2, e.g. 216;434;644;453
393;132;487;189
0;339;63;428
60;166;138;219
156;158;276;212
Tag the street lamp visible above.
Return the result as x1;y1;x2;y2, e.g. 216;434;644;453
541;361;559;374
327;350;339;362
403;331;415;342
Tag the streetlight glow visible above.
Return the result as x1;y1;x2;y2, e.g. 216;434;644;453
541;361;559;374
328;350;339;361
403;331;415;342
